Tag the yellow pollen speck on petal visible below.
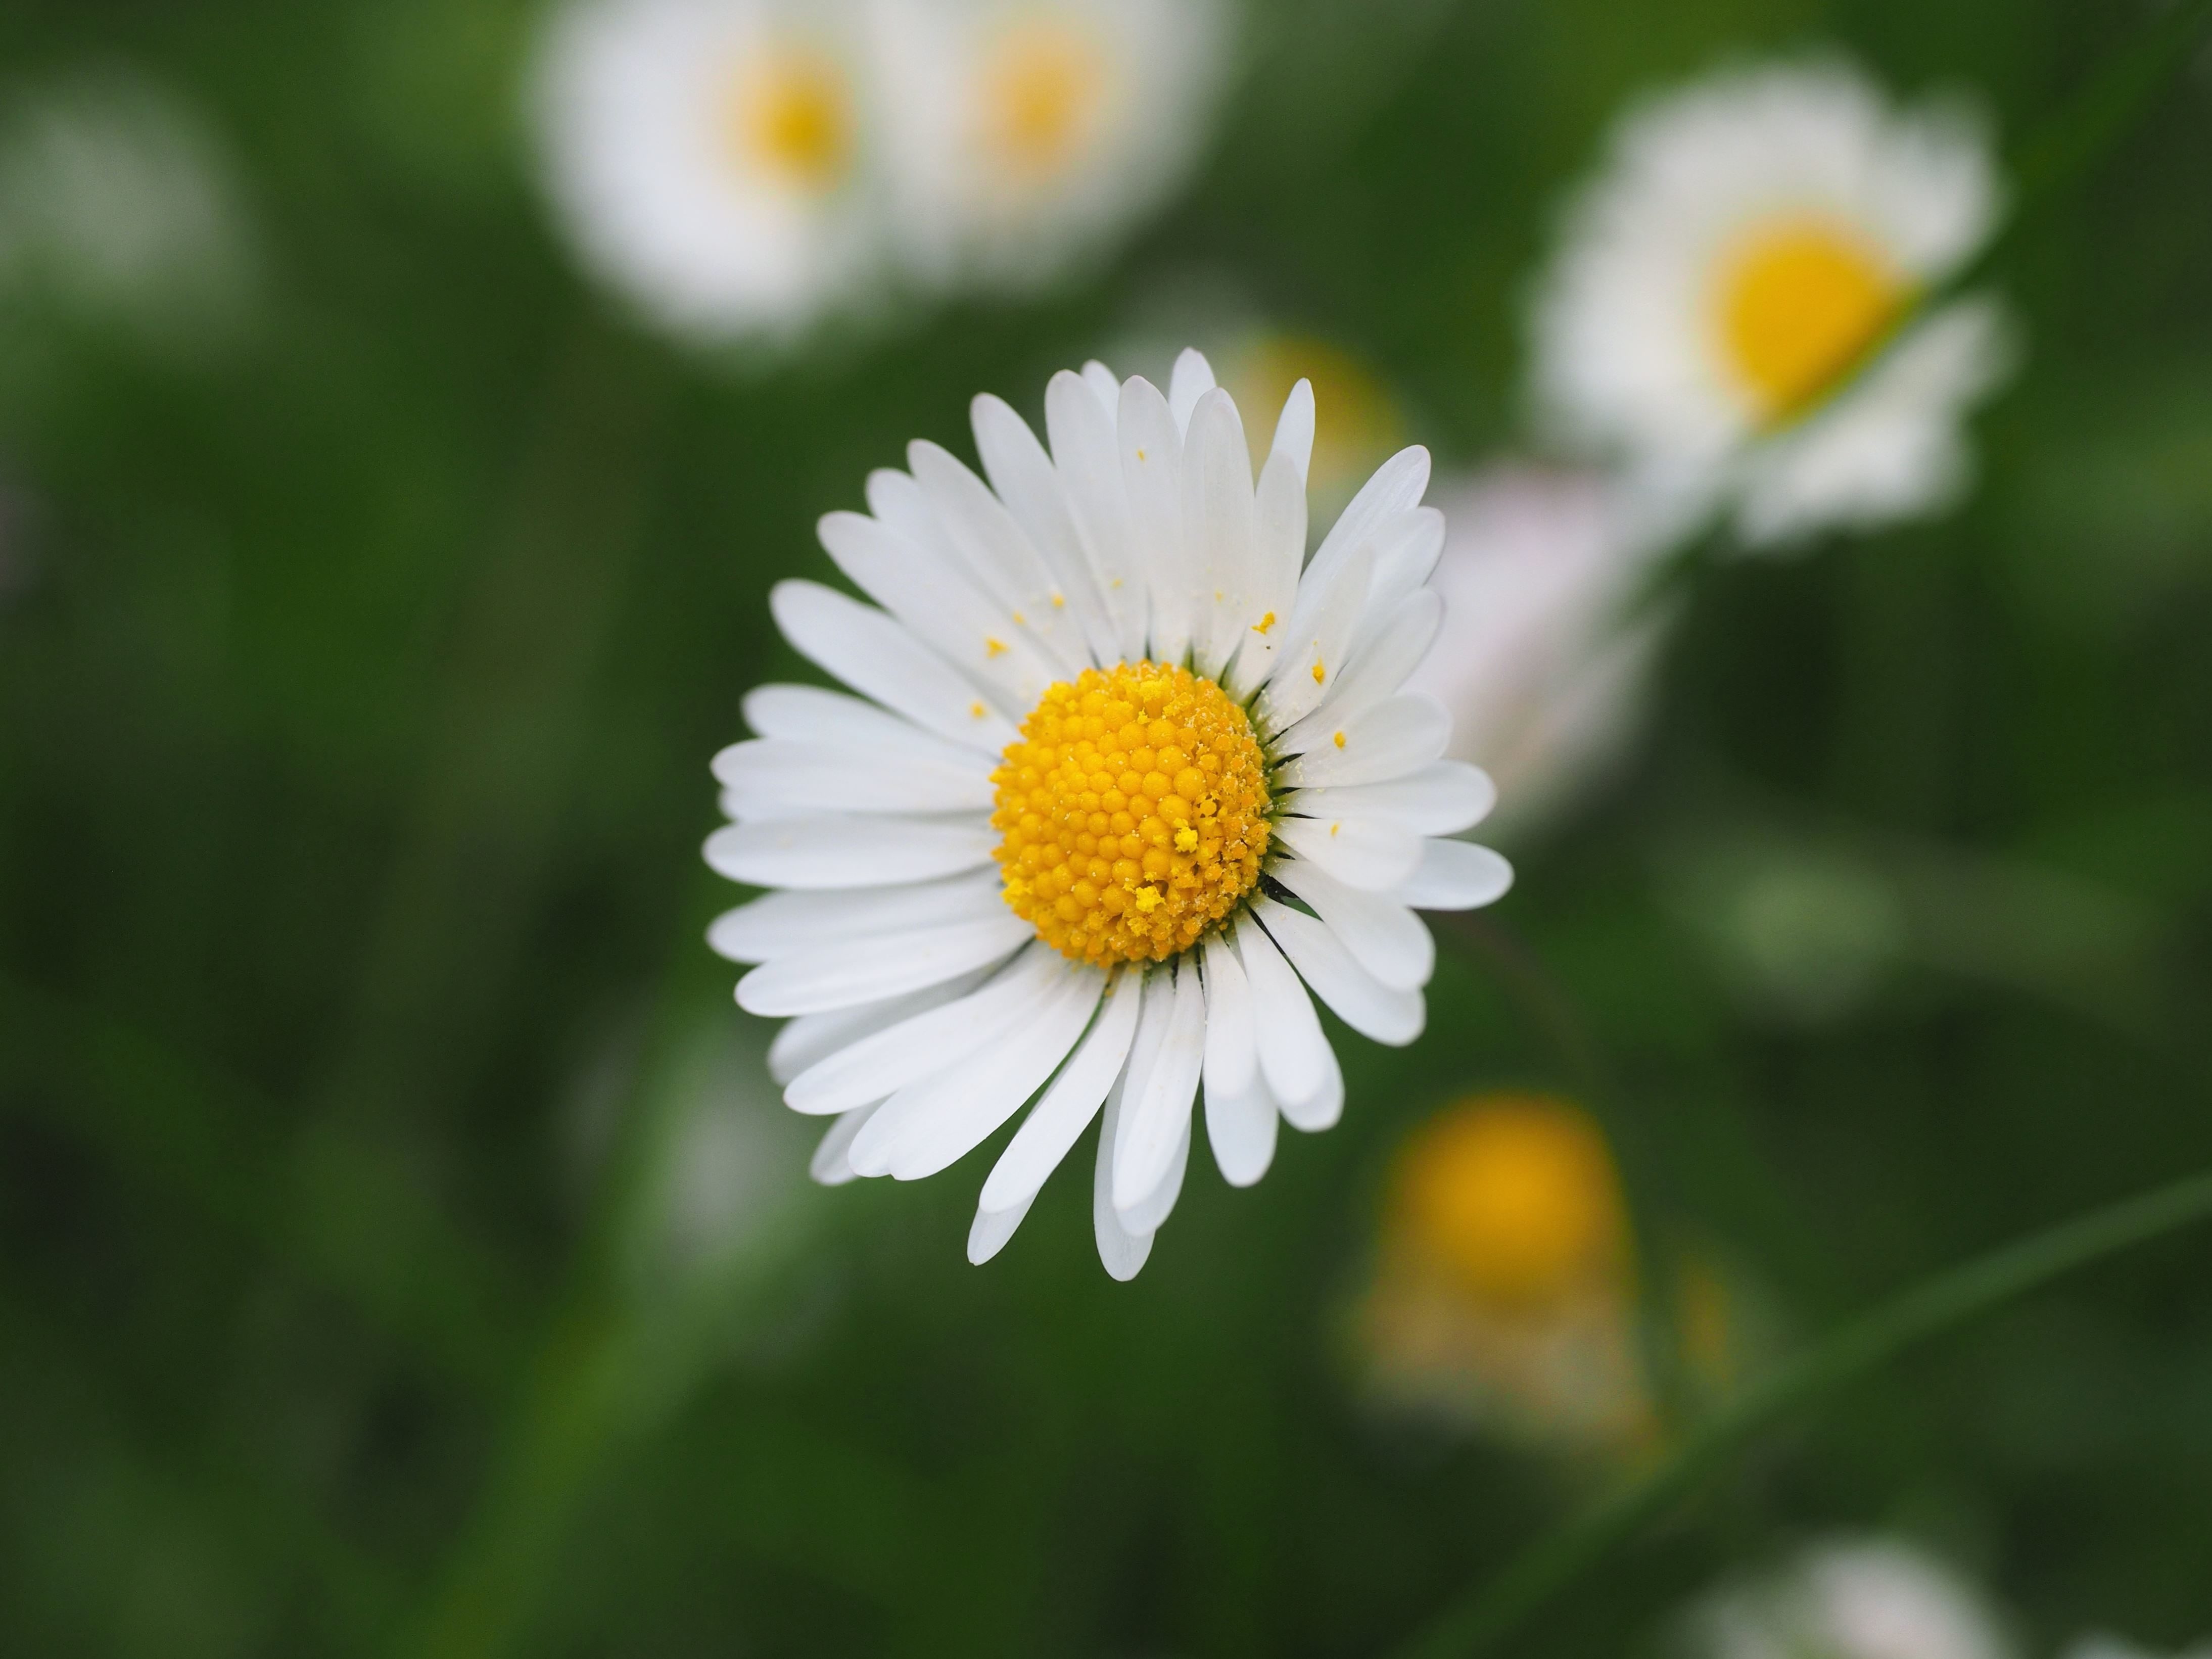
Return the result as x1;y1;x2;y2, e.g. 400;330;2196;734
969;702;986;719
1715;216;1907;422
1135;446;1147;462
1329;822;1341;837
1052;593;1065;608
985;637;1009;658
723;48;852;192
981;19;1105;180
991;659;1272;966
1311;659;1326;685
1012;611;1026;625
1332;730;1346;749
1253;611;1276;635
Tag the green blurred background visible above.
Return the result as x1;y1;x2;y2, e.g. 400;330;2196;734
3;0;2210;1655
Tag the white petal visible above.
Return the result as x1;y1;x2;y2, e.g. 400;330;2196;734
1270;814;1424;892
1198;930;1256;1098
736;913;1030;1017
1081;359;1120;415
708;869;1003;963
1353;508;1447;640
1168;346;1217;432
1254;897;1425;1046
980;966;1142;1213
1307;445;1431;592
1255;545;1373;732
1277;592;1441;756
908;440;1088;678
810;1106;878;1187
1225;444;1309;700
741;684;987;773
1274;692;1451;789
815;510;1061;710
849;965;1103;1180
1278;1038;1343;1133
1269;377;1315;481
1284;763;1496;838
1395;838;1515;910
770;580;1013;753
1117;1117;1190;1236
704;813;996;890
765;968;995;1083
1184;387;1261;682
1105;966;1177;1209
1233;909;1332;1109
713;737;997;818
1046;368;1147;662
1268;858;1435;992
1092;1071;1154;1281
1204;1060;1277;1188
971;393;1119;666
1118;375;1189;665
783;944;1061;1115
967;1188;1038;1264
1112;962;1205;1216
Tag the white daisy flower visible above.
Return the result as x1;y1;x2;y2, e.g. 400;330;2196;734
705;349;1512;1278
866;0;1232;292
1691;1538;2014;1659
529;0;879;344
1530;58;2017;548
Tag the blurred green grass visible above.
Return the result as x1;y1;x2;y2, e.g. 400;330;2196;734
2;1;2210;1655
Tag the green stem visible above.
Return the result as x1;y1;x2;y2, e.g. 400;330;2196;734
1384;1165;2212;1659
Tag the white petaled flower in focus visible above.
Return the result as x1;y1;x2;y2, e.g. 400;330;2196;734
867;0;1232;291
1530;59;2017;548
530;0;877;344
705;349;1512;1278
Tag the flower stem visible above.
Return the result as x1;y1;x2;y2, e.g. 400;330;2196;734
1382;1164;2212;1659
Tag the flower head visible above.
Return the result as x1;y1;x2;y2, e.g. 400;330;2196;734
1690;1539;2014;1659
530;0;878;344
1529;58;2016;547
867;0;1232;290
707;349;1513;1277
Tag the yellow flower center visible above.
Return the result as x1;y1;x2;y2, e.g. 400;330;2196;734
1716;218;1908;423
992;661;1271;966
981;21;1105;179
725;49;852;191
1389;1096;1625;1311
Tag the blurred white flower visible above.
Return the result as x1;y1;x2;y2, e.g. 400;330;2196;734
0;69;258;351
1401;465;1671;835
1691;1539;2014;1659
867;0;1233;292
1530;59;2017;549
529;0;881;344
2064;1636;2212;1659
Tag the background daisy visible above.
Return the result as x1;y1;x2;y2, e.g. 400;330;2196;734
866;0;1234;291
1530;59;2016;547
529;0;881;343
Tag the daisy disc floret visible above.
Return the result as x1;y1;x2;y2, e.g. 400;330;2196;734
705;349;1515;1279
994;661;1270;965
